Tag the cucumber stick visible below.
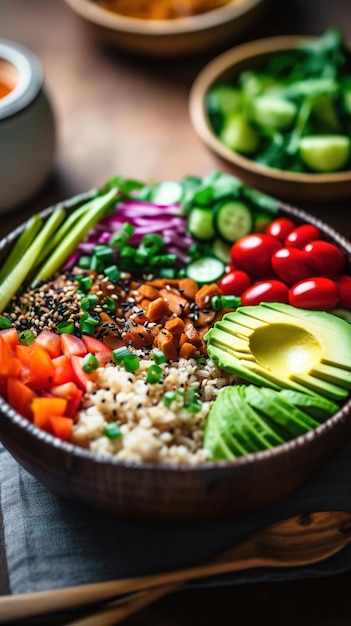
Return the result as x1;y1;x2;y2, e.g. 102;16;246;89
32;188;117;286
0;214;43;283
0;209;66;313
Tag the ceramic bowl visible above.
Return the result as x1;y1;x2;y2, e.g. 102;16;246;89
63;0;268;58
0;40;56;213
0;193;350;523
189;35;351;204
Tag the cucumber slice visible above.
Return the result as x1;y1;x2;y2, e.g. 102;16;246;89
212;238;231;263
299;134;351;172
187;206;215;241
220;112;261;155
253;95;297;130
214;200;253;243
186;257;225;285
206;85;242;116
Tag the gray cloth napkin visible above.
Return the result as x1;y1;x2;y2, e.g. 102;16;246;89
2;440;351;596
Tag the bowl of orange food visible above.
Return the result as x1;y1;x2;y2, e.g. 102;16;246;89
0;171;351;523
63;0;268;57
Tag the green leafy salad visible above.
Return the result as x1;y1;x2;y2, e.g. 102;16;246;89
206;29;351;173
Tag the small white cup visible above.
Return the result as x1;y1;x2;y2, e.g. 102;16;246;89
0;40;56;213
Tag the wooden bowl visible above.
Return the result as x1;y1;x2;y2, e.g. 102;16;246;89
189;35;351;203
0;193;351;523
63;0;268;58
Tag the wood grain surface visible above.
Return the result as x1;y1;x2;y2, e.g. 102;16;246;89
1;0;351;623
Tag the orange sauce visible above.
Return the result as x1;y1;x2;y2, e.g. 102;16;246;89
94;0;232;19
0;79;14;99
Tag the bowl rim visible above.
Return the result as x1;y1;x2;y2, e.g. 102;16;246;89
0;191;351;475
189;34;351;184
63;0;266;35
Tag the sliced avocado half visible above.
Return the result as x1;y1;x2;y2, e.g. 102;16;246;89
204;384;323;461
205;302;351;402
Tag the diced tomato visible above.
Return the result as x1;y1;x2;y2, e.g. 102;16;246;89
31;396;68;433
51;354;75;385
49;415;73;441
20;343;55;389
60;333;87;357
16;343;33;366
71;355;98;391
0;327;20;352
35;330;62;358
6;378;38;420
82;335;112;366
0;336;22;377
50;382;83;417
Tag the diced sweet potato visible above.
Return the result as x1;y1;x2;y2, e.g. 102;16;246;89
179;342;197;359
145;297;171;322
154;329;178;361
195;283;223;309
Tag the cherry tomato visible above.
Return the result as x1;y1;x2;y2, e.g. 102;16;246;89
230;233;280;277
241;280;289;306
218;270;252;296
285;224;322;249
303;240;346;276
265;217;296;243
289;277;338;310
271;247;313;285
335;274;351;309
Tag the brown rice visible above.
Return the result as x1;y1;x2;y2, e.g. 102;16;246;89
72;353;235;464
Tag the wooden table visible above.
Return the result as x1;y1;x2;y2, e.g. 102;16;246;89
1;0;351;623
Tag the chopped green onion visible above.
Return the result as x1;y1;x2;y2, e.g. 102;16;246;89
211;295;242;311
77;255;92;270
76;275;93;293
80;294;99;310
146;364;163;383
104;422;122;440
185;400;203;413
109;223;134;248
19;330;35;346
82;353;99;373
80;312;100;335
102;296;115;313
0;316;12;329
112;346;130;364
89;255;104;273
182;388;202;412
104;265;120;283
150;254;177;268
123;353;140;372
162;391;178;407
93;244;115;266
109;232;129;249
119;246;136;269
151;350;166;365
196;356;207;365
121;222;134;237
57;321;75;334
138;234;164;257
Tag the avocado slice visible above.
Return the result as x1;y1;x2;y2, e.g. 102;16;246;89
217;386;271;453
245;386;319;438
203;408;236;461
236;386;284;447
278;389;339;420
205;303;351;403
